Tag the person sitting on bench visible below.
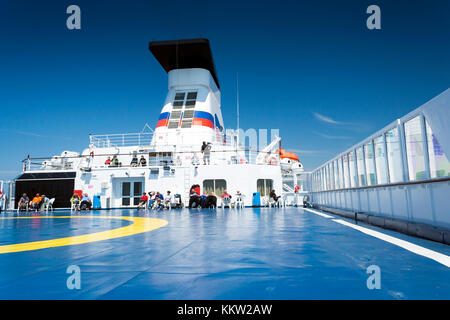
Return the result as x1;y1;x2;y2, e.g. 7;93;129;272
203;192;217;208
221;190;232;208
269;190;281;207
30;193;42;210
188;186;201;208
80;193;92;210
70;193;81;211
137;192;148;209
18;193;30;211
39;195;50;212
163;191;172;208
200;191;208;207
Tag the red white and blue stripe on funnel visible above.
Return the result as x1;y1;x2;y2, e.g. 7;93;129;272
156;111;219;129
192;111;214;129
156;112;170;128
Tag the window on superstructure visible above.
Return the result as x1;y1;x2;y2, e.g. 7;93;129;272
181;109;195;128
170;91;197;129
185;92;197;109
257;179;273;197
173;92;185;110
168;110;182;129
203;179;227;196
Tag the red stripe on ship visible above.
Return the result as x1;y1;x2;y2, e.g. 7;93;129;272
156;119;169;128
192;118;214;128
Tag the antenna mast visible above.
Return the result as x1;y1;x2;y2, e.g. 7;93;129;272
236;72;240;147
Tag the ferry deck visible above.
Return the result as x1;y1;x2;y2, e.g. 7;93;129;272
0;39;449;300
0;207;449;300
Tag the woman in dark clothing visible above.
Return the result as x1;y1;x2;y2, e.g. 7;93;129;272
269;190;280;202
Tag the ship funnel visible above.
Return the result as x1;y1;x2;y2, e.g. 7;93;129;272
149;38;225;147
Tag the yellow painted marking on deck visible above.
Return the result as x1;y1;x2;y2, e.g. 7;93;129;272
0;216;168;254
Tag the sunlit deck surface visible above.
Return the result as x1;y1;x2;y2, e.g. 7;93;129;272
0;207;449;300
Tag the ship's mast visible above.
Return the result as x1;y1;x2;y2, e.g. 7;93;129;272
236;72;240;147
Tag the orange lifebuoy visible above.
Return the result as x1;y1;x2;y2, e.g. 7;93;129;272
277;148;300;162
239;158;244;164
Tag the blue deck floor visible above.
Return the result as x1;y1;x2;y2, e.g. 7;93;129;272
0;207;449;299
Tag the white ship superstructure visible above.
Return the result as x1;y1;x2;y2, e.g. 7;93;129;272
15;39;306;209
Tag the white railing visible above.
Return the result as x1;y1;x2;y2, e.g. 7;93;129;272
21;149;281;172
89;133;154;148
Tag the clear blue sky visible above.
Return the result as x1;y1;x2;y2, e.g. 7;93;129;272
0;0;449;179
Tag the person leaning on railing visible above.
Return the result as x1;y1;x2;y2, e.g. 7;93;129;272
130;155;138;167
138;155;147;167
110;155;119;167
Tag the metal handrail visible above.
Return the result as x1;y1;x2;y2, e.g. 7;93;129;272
21;148;283;172
310;176;450;193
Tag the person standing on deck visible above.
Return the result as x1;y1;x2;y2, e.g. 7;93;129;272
201;141;211;165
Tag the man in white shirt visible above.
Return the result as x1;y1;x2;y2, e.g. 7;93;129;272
164;191;172;209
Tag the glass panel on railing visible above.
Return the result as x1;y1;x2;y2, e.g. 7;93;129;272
342;155;349;188
338;157;344;189
329;163;334;190
374;135;388;184
356;146;366;186
364;141;376;185
426;120;450;178
333;160;339;189
386;127;403;183
404;116;427;181
349;151;357;187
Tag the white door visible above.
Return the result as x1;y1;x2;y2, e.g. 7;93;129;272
120;180;143;207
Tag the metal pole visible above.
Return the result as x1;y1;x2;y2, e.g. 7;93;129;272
361;146;368;186
398;120;409;182
371;140;378;185
420;114;431;180
383;133;391;184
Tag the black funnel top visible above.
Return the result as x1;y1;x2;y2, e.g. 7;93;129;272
149;38;220;89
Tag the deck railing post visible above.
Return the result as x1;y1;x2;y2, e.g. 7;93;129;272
383;134;391;184
420;114;431;180
398;120;409;182
361;146;368;186
371;140;378;185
